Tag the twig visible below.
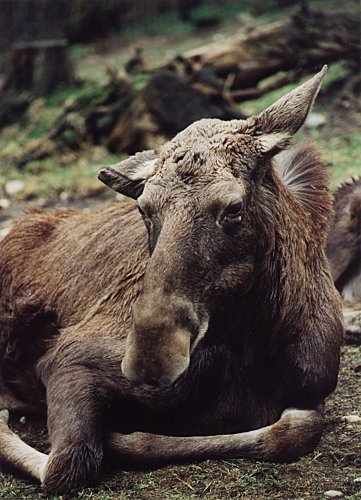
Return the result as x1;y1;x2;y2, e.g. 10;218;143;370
174;474;196;492
203;482;212;493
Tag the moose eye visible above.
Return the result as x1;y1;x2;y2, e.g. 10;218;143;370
224;201;243;220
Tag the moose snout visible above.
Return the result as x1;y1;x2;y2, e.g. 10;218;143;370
121;292;205;387
121;327;191;387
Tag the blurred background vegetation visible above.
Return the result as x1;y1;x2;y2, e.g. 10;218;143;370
0;0;359;203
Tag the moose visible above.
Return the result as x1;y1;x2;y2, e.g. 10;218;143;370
0;67;344;493
327;177;361;335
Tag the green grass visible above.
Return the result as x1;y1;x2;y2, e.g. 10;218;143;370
191;3;249;22
45;81;108;108
241;62;349;117
304;130;361;186
121;11;191;38
0;148;121;200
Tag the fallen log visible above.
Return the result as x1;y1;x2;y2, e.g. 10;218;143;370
107;70;243;154
183;2;360;96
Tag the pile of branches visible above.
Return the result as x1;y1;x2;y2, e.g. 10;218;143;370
2;0;360;166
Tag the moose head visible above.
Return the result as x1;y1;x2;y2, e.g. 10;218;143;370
99;67;328;387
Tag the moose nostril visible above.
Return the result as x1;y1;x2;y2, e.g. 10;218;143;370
143;377;164;387
122;359;167;387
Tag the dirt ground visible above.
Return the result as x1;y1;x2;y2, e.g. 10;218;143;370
0;345;359;499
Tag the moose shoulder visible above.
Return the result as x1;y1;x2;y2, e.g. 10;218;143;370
0;67;344;493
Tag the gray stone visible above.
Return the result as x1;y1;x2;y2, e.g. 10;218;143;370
305;112;326;129
341;414;361;423
5;180;25;196
324;490;343;498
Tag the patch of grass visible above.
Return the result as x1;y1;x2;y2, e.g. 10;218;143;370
133;74;149;93
24;148;121;199
304;130;361;187
70;44;94;64
122;11;191;39
0;145;121;200
120;0;300;41
45;81;108;108
191;3;249;22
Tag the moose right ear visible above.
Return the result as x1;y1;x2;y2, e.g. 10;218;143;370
98;150;158;199
255;66;327;141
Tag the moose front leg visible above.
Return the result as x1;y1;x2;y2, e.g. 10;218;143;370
0;409;48;482
107;408;324;466
41;367;112;493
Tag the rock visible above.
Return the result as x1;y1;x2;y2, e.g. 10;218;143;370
5;180;25;196
341;414;361;423
354;477;361;483
19;416;27;425
0;227;11;240
37;197;47;207
59;191;72;203
305;112;326;129
212;33;226;42
0;198;10;209
324;491;343;498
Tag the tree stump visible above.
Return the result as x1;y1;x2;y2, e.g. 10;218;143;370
1;39;75;95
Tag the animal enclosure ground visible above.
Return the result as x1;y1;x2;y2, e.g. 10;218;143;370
0;345;359;499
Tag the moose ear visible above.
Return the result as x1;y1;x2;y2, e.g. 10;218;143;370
254;66;327;154
98;150;158;199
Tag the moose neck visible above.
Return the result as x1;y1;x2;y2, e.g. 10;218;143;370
248;167;326;337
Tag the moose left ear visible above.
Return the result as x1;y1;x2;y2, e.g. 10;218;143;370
98;150;158;199
254;66;327;154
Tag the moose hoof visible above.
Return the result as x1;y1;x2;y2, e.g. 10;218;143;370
269;408;324;461
42;443;102;493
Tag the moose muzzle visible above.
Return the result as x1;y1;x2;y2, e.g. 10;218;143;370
121;291;207;387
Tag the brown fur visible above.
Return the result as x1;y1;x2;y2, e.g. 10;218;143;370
0;68;344;493
327;177;361;334
327;177;361;297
